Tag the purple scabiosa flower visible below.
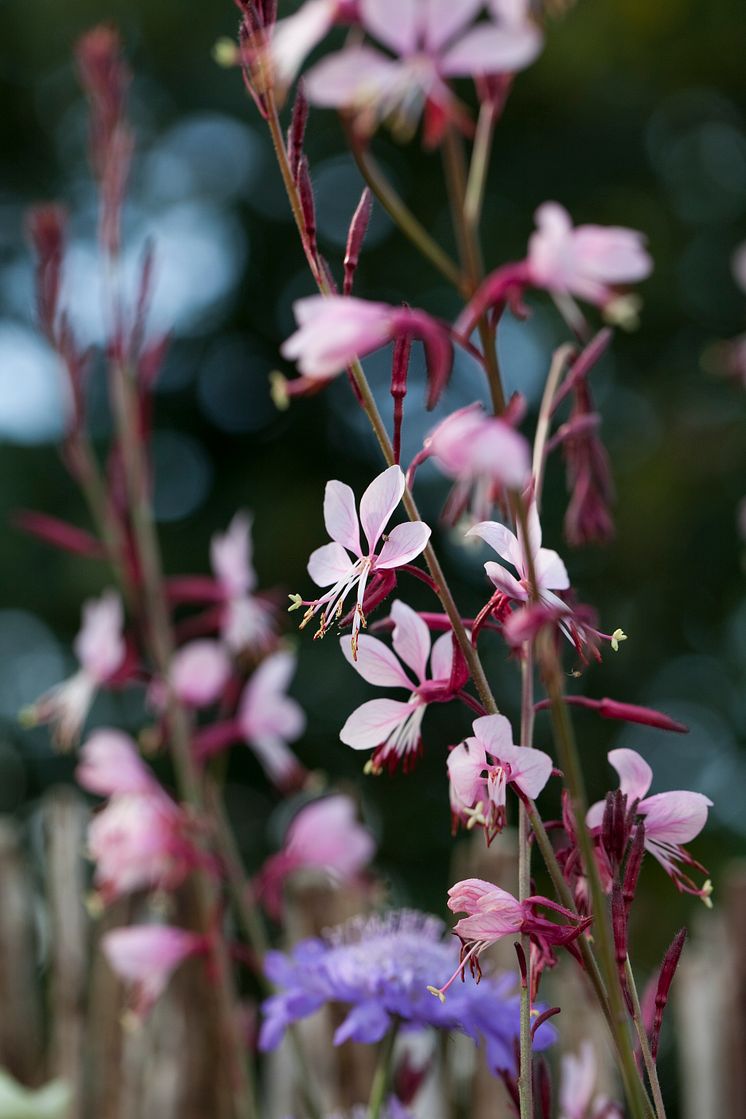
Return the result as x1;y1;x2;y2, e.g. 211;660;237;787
259;910;555;1072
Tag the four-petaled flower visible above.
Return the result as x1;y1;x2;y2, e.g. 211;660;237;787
23;590;128;748
256;793;376;917
527;202;652;309
587;748;713;905
468;501;570;609
301;466;431;658
339;599;456;772
211;511;278;653
304;0;542;143
448;714;553;842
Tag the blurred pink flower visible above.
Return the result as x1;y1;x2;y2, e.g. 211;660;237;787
170;640;232;708
211;512;277;653
448;713;552;841
587;749;713;904
425;403;531;523
77;730;195;902
102;925;207;1016
559;1041;622;1119
23;590;127;748
339;599;455;772
527;202;652;307
301;466;431;658
304;0;542;140
257;793;376;916
281;295;452;397
468;501;570;609
77;728;157;797
236;651;306;787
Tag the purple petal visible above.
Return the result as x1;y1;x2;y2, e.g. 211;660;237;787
340;633;413;690
376;521;431;569
307;542;355;587
333;1000;390;1045
339;698;414;749
360;465;405;553
391;599;431;683
640;791;713;845
607;748;653;803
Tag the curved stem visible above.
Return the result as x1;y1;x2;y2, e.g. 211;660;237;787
349;135;465;292
532;344;575;508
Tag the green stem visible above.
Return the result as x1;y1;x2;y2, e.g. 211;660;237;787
349;137;465;292
464;102;497;233
368;1023;400;1119
625;958;667;1119
109;361;256;1119
441;126;505;414
518;654;535;1119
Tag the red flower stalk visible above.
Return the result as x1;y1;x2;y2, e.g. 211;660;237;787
534;694;688;734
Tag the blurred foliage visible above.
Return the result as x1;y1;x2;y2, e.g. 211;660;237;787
0;3;745;1104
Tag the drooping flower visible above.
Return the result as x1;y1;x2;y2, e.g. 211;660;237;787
526;202;652;308
76;731;196;902
259;909;556;1071
256;794;376;917
448;714;553;842
429;879;591;1002
23;590;128;748
339;599;460;772
194;651;306;790
468;501;570;609
299;466;431;658
281;296;452;402
169;640;232;708
210;512;278;653
587;749;713;904
101;925;208;1016
559;1041;622;1119
304;0;542;142
425;403;532;524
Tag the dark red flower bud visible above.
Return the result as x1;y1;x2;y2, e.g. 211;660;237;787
343;187;373;296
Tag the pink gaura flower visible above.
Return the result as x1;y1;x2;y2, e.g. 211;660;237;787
468;501;570;609
299;466;431;658
170;640;232;708
587;749;713;905
338;599;457;772
448;713;552;842
23;590;128;748
210;512;277;653
304;0;542;141
281;295;452;400
102;925;208;1016
559;1041;622;1119
428;877;591;1001
256;793;376;917
195;651;306;791
266;0;357;92
425;403;531;523
77;731;196;903
527;202;652;308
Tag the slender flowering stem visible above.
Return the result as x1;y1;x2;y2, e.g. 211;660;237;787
441;127;505;414
532;344;575;507
625;958;667;1119
464;101;498;233
517;652;535;1119
109;358;256;1119
367;1021;400;1119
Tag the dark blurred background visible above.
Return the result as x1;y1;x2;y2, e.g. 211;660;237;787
0;0;744;1107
